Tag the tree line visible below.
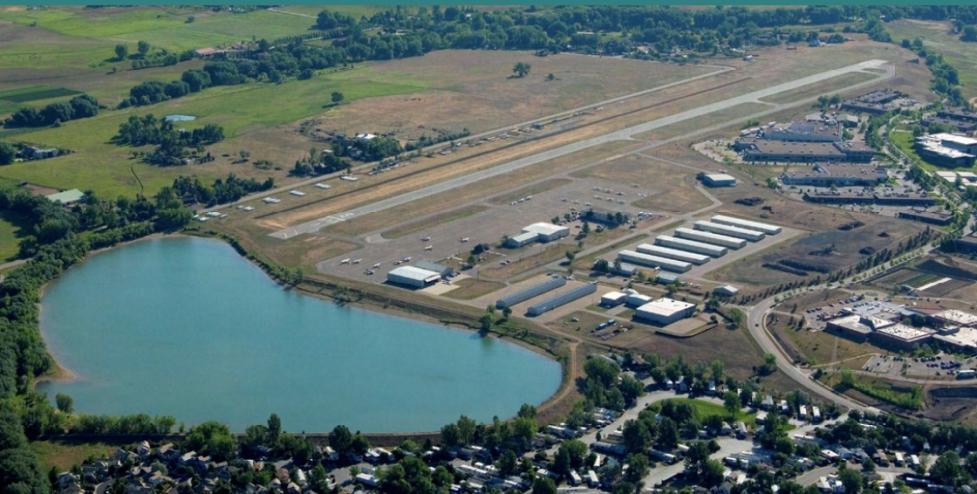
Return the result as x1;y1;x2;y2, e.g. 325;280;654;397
4;95;100;129
113;114;225;167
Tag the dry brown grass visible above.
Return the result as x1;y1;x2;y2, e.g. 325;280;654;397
442;278;506;300
382;205;489;239
573;153;712;214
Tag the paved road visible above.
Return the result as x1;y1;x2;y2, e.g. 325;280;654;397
270;59;892;239
746;298;871;413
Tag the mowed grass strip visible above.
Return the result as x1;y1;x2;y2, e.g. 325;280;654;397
442;278;507;300
0;67;427;198
0;85;81;103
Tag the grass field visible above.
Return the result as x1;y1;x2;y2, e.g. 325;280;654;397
654;398;757;427
0;211;30;261
888;19;977;100
0;66;427;197
442;278;506;300
29;440;115;473
383;205;488;239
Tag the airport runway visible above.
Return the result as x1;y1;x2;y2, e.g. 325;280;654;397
271;59;891;240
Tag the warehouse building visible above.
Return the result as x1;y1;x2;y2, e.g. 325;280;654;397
636;243;710;265
693;221;765;241
505;222;570;248
617;250;691;273
655;235;727;257
781;164;887;187
897;209;954;226
841;89;910;114
674;228;747;249
710;214;782;235
526;283;597;317
634;298;696;325
699;173;737;187
803;192;936;207
735;139;874;163
386;266;441;289
600;291;627;307
496;276;566;309
624;289;653;308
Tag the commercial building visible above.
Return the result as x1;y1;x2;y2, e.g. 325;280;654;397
710;214;782;235
934;327;977;353
600;291;627;307
617;250;691;273
624;290;653;308
674;227;747;249
781;165;887;187
762;121;840;142
932;309;977;328
955;234;977;254
386;266;441;288
714;285;739;297
735;139;874;163
415;260;454;277
803;192;936;207
871;324;933;350
915;133;977;167
841;89;910;114
693;221;765;241
635;243;710;265
505;222;570;247
699;173;737;187
655;235;727;257
825;314;874;342
897;209;954;226
634;298;696;325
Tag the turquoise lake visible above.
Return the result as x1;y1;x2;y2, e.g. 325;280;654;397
39;237;561;432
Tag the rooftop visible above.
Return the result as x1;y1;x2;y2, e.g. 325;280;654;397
523;222;568;236
46;188;85;204
875;323;933;342
637;297;695;316
934;309;977;327
387;265;441;282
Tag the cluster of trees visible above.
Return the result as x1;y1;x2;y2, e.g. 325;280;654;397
900;37;964;105
4;95;99;128
441;406;539;454
331;135;403;162
113;114;225;166
114;114;224;147
0;404;49;494
0;141;16;165
579;357;644;411
171;174;274;207
289;147;352;177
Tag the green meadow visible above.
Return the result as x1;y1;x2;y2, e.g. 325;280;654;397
0;66;427;198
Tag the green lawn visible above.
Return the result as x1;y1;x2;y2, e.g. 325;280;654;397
0;66;427;197
657;398;757;427
29;440;115;473
0;7;316;56
0;211;31;261
890;127;977;173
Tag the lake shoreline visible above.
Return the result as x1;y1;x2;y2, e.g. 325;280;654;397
36;233;563;434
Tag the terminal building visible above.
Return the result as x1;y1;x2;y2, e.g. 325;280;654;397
386;266;441;289
505;222;570;248
634;298;696;325
914;133;977;167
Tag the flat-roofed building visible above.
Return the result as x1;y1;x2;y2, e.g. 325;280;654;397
674;227;747;249
871;324;933;350
762;121;841;142
505;222;570;247
915;133;977;167
46;189;85;205
933;309;977;328
523;222;570;242
699;173;737;187
781;164;887;187
934;327;977;353
897;209;954;226
693;221;765;241
826;315;873;342
600;291;627;307
635;243;710;265
655;235;727;257
386;266;441;288
635;298;696;325
710;214;782;235
617;250;691;273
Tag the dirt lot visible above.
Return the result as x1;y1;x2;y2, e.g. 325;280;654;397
572;153;713;214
